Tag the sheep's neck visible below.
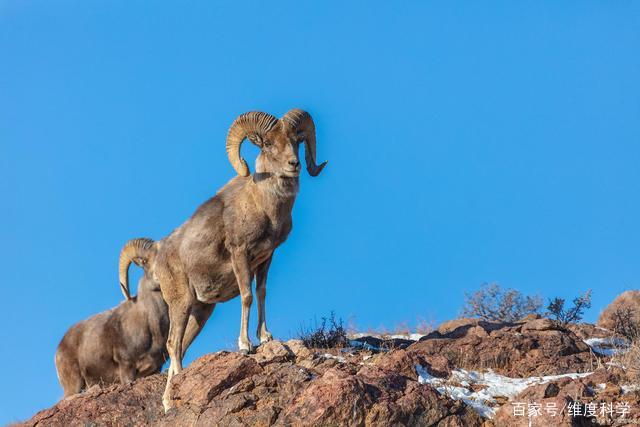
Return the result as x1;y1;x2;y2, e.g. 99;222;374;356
252;173;298;215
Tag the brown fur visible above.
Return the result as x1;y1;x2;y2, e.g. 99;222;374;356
55;252;168;397
146;112;325;410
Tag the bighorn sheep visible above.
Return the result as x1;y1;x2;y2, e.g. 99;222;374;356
55;238;169;396
145;109;326;410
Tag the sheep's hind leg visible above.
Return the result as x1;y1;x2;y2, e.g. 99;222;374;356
255;256;273;344
57;362;85;397
162;295;191;412
231;251;254;354
181;302;215;359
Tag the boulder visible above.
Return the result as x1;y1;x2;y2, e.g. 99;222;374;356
254;340;295;365
411;317;599;377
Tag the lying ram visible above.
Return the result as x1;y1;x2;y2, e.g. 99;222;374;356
55;238;168;396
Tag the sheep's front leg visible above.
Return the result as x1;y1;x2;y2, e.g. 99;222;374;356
162;292;191;412
255;255;273;344
231;251;254;354
118;361;136;385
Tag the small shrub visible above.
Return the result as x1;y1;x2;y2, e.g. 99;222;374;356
597;290;640;330
461;283;543;322
298;311;348;349
345;315;359;337
611;307;640;341
393;321;411;336
546;290;592;325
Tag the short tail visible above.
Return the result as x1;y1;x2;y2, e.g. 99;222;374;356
118;238;156;300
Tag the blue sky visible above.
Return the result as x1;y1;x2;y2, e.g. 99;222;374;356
1;0;639;423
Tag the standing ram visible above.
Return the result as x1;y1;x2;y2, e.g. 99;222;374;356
145;109;326;410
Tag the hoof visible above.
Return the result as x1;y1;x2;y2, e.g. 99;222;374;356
162;399;174;414
239;349;250;356
238;343;255;355
163;406;177;415
259;333;274;344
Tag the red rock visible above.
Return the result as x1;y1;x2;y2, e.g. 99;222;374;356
23;374;166;427
170;351;263;410
278;368;373;426
253;340;294;365
520;318;557;332
20;324;635;427
285;339;312;360
410;317;601;377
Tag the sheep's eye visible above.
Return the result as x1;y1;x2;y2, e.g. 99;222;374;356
262;140;272;147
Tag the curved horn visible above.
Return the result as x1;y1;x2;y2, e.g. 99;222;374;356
226;111;278;176
118;238;155;301
281;109;327;176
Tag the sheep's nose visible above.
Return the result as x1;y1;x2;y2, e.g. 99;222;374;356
288;160;300;168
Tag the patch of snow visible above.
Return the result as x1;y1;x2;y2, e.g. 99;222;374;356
388;333;425;340
584;337;629;356
622;384;640;394
416;365;593;419
321;353;346;363
597;383;607;390
349;332;424;341
415;365;495;418
348;339;385;352
348;332;424;352
415;364;439;383
349;332;370;339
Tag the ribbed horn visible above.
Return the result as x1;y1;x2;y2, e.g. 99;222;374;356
281;109;327;176
118;238;155;301
225;111;279;176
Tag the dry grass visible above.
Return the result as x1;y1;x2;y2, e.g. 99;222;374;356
345;315;359;337
617;342;640;384
607;337;640;385
415;316;435;335
602;307;640;385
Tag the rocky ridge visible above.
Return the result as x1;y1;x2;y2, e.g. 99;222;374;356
21;315;640;427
